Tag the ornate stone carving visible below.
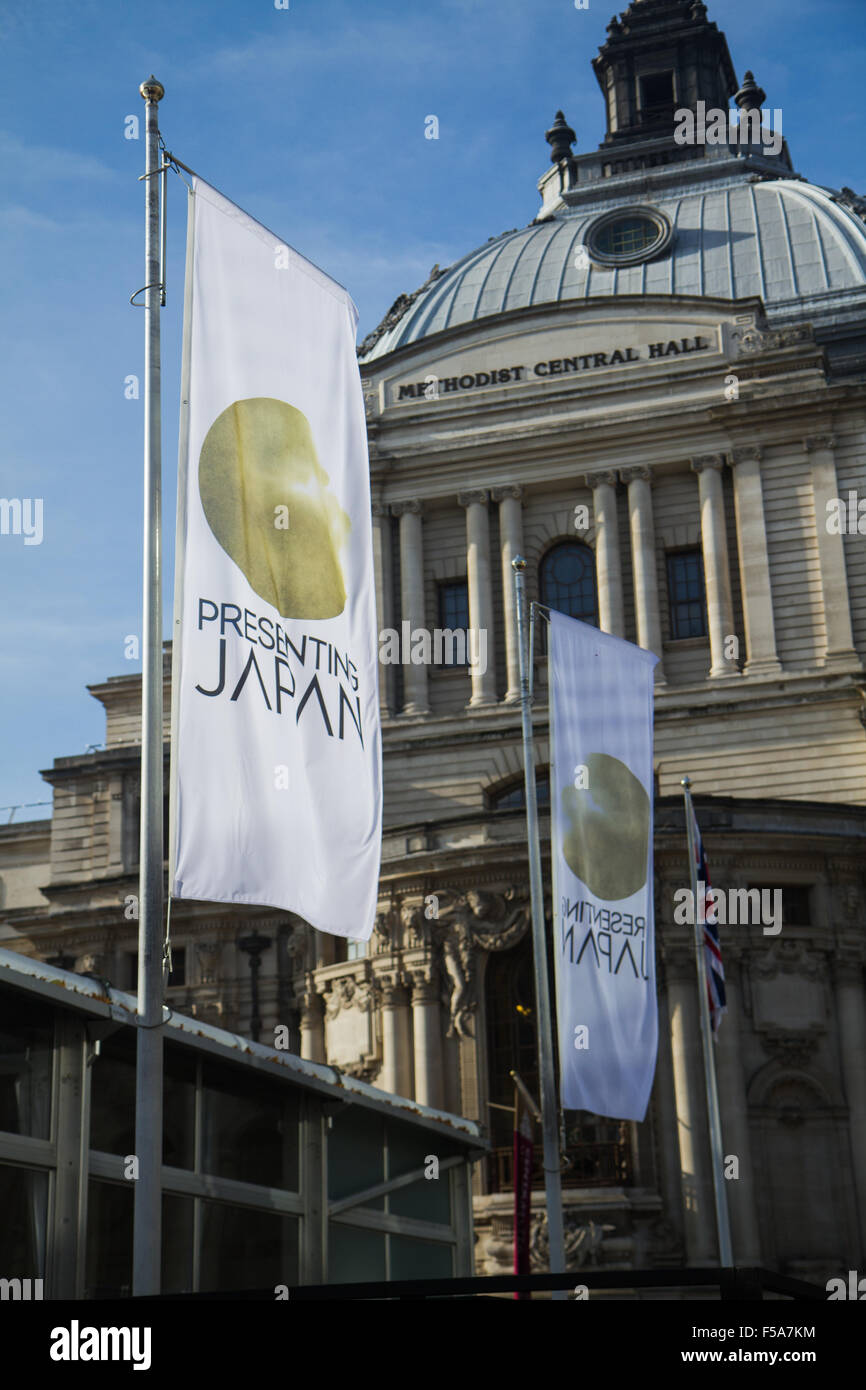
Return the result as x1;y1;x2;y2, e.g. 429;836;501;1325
804;434;836;453
837;187;866;221
433;888;531;1038
691;453;725;473
357;263;447;360
732;324;812;356
390;498;423;517
619;466;652;485
730;445;762;466
490;485;523;502
752;940;823;980
399;898;428;949
529;1212;615;1272
373;906;395;954
457;489;489;508
584;469;618;489
322;975;376;1019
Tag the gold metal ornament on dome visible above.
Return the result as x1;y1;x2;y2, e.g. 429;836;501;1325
198;397;350;620
561;752;650;901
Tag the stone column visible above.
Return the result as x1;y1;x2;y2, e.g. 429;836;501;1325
621;466;666;683
492;485;524;702
834;941;866;1259
728;448;782;676
586;470;625;637
371;502;394;717
665;943;716;1263
392;500;429;715
691;455;737;679
805;434;858;669
380;978;414;1097
458;490;497;706
714;950;762;1263
410;968;444;1109
299;979;325;1064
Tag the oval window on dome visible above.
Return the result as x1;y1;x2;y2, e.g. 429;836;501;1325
585;206;673;267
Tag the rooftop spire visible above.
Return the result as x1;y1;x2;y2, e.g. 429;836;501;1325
545;110;576;163
734;70;767;112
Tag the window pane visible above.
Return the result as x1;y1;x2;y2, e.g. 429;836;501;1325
86;1179;133;1298
328;1224;386;1283
162;1193;194;1294
200;1062;300;1189
329;1105;385;1210
539;543;597;625
0;1163;48;1277
390;1235;453;1280
0;987;53;1139
437;581;470;665
199;1202;298;1293
596;216;658;256
89;1033;136;1156
667;550;707;639
386;1122;452;1224
163;1045;196;1170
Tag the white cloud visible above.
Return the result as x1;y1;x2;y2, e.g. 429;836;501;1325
0;131;116;184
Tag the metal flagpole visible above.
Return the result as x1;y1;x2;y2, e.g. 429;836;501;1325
512;556;566;1297
681;775;734;1268
133;74;166;1297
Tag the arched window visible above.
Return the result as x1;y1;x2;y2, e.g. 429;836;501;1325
539;541;598;625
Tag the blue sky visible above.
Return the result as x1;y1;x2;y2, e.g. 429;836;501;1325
0;0;864;820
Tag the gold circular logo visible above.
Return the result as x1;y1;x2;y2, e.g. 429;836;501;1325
561;753;650;901
198;397;349;619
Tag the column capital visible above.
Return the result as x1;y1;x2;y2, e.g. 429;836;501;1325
490;484;523;503
585;469;619;489
729;445;762;467
391;498;423;517
409;967;439;1003
371;500;390;517
458;489;489;508
804;433;836;453
691;453;726;474
620;466;652;486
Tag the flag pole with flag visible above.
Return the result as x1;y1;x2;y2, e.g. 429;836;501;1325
682;776;734;1267
131;95;383;1292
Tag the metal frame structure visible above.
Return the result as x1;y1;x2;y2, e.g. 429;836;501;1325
0;950;483;1298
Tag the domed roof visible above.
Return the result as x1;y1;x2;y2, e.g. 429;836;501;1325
360;179;866;362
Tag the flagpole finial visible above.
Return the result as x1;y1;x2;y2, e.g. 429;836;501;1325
681;775;692;789
140;75;165;102
512;555;526;571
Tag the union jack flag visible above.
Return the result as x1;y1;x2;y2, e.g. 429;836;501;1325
691;806;727;1035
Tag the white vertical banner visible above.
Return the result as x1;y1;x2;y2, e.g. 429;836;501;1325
549;610;658;1120
170;178;382;940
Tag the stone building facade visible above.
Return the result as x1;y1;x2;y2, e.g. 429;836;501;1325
3;0;866;1285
